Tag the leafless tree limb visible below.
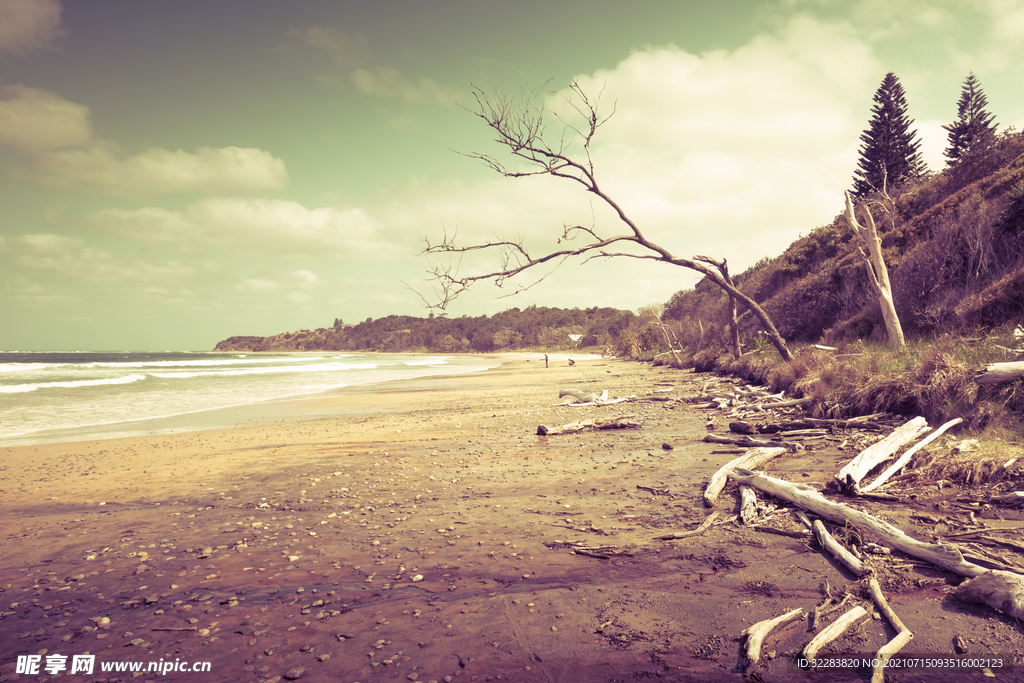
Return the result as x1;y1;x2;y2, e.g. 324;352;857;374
421;81;794;362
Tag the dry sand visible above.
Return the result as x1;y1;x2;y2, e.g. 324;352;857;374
1;357;1023;682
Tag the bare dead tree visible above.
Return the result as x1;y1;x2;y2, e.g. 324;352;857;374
695;255;741;359
844;189;906;349
421;81;793;362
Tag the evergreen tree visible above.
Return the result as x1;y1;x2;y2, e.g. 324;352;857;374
852;72;924;197
942;72;997;165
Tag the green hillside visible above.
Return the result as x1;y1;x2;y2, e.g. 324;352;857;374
663;131;1024;348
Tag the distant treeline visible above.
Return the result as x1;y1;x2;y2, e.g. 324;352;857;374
214;306;637;353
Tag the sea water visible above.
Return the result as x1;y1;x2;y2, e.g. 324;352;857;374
0;351;497;446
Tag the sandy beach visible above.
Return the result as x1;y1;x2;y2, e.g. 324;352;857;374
2;356;1023;683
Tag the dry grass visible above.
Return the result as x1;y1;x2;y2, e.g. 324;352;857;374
681;332;1024;485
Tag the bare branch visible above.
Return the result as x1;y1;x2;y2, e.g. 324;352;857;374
418;81;794;361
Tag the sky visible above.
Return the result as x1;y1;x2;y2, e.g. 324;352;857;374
2;0;1023;351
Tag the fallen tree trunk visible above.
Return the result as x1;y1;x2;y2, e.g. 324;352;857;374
703;447;788;508
727;469;991;577
741;607;804;676
860;417;963;493
537;415;641;436
975;361;1024;386
835;416;930;493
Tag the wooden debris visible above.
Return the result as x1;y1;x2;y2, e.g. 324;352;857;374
860;417;964;493
992;491;1024;506
802;605;870;665
740;607;804;676
954;569;1024;620
812;519;868;576
703;447;788;508
739;485;758;525
555;388;632;406
728;468;990;577
835;416;931;493
975;361;1024;386
537;415;641;436
654;511;732;540
756;396;815;409
704;433;801;452
867;577;913;683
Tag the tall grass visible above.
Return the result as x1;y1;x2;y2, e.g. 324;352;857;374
683;329;1024;483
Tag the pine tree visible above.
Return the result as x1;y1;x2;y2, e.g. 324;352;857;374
852;72;924;197
942;72;997;165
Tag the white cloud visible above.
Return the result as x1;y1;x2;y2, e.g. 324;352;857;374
237;278;279;293
990;0;1024;40
0;86;289;198
419;16;880;288
0;0;63;58
292;269;319;287
281;26;370;66
3;233;195;285
350;66;462;105
88;198;395;261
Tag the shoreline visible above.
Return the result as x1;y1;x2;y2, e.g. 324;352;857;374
2;356;1019;682
1;351;579;448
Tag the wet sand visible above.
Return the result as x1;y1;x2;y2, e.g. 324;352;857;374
1;357;1022;682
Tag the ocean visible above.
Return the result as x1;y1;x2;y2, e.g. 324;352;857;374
0;351;499;447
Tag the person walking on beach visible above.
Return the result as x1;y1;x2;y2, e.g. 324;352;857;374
544;354;549;368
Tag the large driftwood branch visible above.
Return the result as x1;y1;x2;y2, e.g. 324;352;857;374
802;606;870;665
703;447;788;508
537;415;640;435
740;607;804;676
975;361;1024;385
860;417;963;492
728;469;990;577
867;577;913;683
835;416;930;493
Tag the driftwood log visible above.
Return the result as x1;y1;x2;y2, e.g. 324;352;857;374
860;417;963;493
537;416;640;436
728;469;991;577
867;577;913;683
835;416;930;493
740;607;804;676
955;569;1024;620
739;485;758;525
802;605;870;665
703;447;788;508
704;433;801;452
975;361;1024;386
654;511;731;540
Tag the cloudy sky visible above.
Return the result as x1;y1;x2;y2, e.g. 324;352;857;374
2;0;1022;350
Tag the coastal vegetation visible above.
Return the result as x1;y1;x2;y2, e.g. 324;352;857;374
214;305;636;353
